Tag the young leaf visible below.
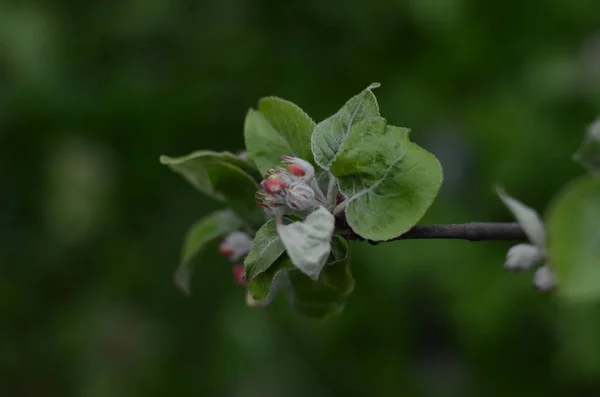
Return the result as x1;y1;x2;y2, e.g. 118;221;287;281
287;249;355;320
311;83;381;170
330;235;349;264
247;255;294;303
497;187;546;249
175;209;243;295
573;118;600;176
244;98;316;175
276;206;336;280
244;219;286;279
160;151;262;224
547;176;600;302
330;119;442;241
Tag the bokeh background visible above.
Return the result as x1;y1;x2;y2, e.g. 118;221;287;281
3;0;600;396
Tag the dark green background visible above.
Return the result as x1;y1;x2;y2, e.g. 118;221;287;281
2;0;600;396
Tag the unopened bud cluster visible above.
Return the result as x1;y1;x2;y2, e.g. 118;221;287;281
504;243;557;291
257;155;324;218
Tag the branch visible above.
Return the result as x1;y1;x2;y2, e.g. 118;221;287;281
347;222;527;245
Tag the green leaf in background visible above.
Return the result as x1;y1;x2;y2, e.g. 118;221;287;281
244;97;316;175
244;219;285;279
330;118;442;241
247;255;294;304
311;83;380;170
174;209;244;295
287;239;355;320
573;118;600;176
497;186;547;248
160;151;262;224
276;206;336;280
547;176;600;302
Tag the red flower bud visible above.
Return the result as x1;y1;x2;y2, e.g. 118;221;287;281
264;175;286;194
232;264;247;286
219;246;234;257
287;163;306;177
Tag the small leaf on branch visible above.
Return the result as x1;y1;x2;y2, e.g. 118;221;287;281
496;186;546;249
244;97;316;175
244;219;286;279
311;83;381;170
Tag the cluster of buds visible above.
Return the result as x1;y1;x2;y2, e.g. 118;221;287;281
257;156;324;218
498;187;557;292
218;231;253;286
504;244;557;291
218;230;278;308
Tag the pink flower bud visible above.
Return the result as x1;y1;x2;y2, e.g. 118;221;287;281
232;264;247;286
281;155;315;181
263;175;286;194
288;163;306;177
219;232;253;262
219;246;234;257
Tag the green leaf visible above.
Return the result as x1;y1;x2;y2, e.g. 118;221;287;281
330;235;349;264
247;255;294;303
547;176;600;302
573;119;600;176
175;209;243;296
288;241;355;320
276;206;336;280
244;97;316;175
311;83;381;170
497;186;546;248
160;151;262;224
244;219;285;279
330;117;442;241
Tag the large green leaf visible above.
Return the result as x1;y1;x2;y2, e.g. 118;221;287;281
330;117;443;241
311;83;380;170
174;209;243;295
547;176;600;302
160;151;262;224
244;219;285;279
244;97;316;175
287;237;355;320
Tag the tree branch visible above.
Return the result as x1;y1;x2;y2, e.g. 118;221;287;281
347;222;527;245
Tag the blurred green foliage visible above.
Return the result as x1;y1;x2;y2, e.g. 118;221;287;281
2;0;600;396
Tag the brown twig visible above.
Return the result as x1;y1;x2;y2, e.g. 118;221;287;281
346;222;527;245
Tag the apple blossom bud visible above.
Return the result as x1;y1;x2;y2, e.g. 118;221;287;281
263;175;287;194
285;183;317;213
504;244;544;272
533;265;557;291
219;231;253;262
281;155;315;181
288;163;305;177
232;264;247;286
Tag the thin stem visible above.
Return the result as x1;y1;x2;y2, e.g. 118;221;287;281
326;175;338;207
333;199;349;216
346;222;527;245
